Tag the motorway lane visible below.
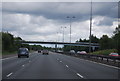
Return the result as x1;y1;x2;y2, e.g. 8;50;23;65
2;52;79;79
2;52;119;79
2;53;39;79
52;52;119;79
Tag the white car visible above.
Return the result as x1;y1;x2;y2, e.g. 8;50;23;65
77;51;87;54
69;50;75;54
77;51;81;54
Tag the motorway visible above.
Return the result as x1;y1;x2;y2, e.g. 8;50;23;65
2;52;119;79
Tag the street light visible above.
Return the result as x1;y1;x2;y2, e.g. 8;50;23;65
56;32;59;42
66;16;75;43
61;26;66;42
89;1;92;53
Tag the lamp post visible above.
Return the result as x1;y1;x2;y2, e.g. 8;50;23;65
66;16;75;43
89;1;92;53
61;26;66;42
56;32;59;42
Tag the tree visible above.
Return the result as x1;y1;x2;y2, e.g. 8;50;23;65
14;37;23;50
113;25;120;54
2;32;14;52
100;35;113;50
91;35;99;43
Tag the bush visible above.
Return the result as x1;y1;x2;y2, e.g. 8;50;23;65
92;49;117;55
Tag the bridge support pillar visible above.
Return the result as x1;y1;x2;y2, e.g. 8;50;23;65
92;46;95;52
55;44;57;52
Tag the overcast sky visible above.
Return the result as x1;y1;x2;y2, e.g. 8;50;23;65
2;1;119;43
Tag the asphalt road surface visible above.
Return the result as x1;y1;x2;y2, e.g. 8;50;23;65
2;52;119;79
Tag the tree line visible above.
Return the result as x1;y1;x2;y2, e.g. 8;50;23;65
2;32;41;53
63;25;120;54
1;25;120;54
1;31;57;53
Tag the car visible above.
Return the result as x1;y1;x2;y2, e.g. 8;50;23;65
109;53;120;57
69;50;75;54
18;48;29;58
77;51;81;54
42;50;49;55
38;50;41;53
77;51;87;54
57;50;63;53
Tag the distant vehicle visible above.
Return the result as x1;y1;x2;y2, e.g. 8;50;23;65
77;51;81;54
109;53;120;57
57;50;63;53
77;51;87;54
38;50;41;53
51;50;55;52
18;48;29;58
42;50;49;55
69;50;75;54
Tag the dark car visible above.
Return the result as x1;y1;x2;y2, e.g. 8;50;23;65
18;48;29;58
42;50;49;55
38;50;41;53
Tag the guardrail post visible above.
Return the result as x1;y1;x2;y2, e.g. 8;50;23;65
107;58;109;62
101;57;103;61
113;59;116;64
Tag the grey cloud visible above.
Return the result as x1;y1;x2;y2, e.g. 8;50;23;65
2;2;118;42
2;2;118;22
97;16;115;26
92;2;118;18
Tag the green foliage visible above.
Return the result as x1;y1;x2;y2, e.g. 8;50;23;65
0;32;2;55
2;32;14;52
64;35;99;52
99;35;113;50
1;25;120;55
2;32;24;53
1;32;53;54
2;51;17;55
112;25;120;54
92;49;117;55
30;45;43;51
91;35;99;43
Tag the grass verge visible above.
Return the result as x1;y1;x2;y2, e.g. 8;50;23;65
91;49;117;55
2;51;17;55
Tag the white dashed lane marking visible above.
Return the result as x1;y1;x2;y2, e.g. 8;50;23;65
76;73;84;78
66;65;69;68
22;65;25;67
6;72;13;77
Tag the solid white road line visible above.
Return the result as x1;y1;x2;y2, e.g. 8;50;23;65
2;56;17;60
98;62;120;69
2;53;33;61
6;72;13;77
74;57;120;69
83;59;120;69
76;73;84;78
